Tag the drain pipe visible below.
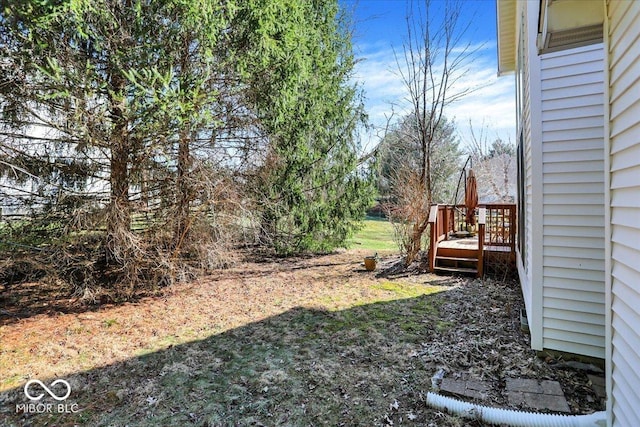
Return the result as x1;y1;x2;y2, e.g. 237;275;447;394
426;392;606;427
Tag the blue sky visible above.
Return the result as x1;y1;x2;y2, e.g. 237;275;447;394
340;0;516;150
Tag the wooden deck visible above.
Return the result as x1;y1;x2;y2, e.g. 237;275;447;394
428;204;516;277
439;237;514;252
438;237;477;250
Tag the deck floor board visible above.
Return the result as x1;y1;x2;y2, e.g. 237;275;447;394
438;237;512;252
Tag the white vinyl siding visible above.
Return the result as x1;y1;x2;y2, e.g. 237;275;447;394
517;0;546;351
540;44;606;359
607;0;640;425
516;3;535;330
522;27;534;323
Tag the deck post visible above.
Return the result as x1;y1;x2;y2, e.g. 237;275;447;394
443;206;449;241
478;208;486;278
509;206;516;261
428;205;438;273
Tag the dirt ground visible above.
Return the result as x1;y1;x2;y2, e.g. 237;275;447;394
0;249;604;426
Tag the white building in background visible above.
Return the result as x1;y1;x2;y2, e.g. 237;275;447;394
496;0;640;425
0;118;110;220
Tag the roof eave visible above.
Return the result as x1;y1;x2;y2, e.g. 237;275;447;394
496;0;517;76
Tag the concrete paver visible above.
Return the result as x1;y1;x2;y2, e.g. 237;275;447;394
440;378;489;400
505;378;570;413
506;390;571;413
505;378;563;395
438;376;572;413
587;374;606;400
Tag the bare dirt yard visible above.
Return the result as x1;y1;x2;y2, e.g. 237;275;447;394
1;249;604;426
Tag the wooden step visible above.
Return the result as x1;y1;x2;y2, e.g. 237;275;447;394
436;256;478;263
434;266;478;275
437;247;479;259
434;252;479;276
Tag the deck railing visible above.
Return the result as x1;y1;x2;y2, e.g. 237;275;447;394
478;208;486;277
481;203;516;253
428;205;453;272
428;202;516;274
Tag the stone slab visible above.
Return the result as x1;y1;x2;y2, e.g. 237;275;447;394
507;390;571;413
587;374;606;400
440;379;467;395
540;380;564;396
440;378;489;400
505;378;570;413
505;378;537;393
466;380;490;392
505;378;563;396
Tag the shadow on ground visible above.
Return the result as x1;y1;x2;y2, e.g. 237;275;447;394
1;287;472;427
1;273;601;426
0;279;105;327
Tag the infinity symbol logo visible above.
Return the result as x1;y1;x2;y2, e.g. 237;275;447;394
24;379;72;401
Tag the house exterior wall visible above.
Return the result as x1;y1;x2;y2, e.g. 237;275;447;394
606;1;640;425
515;0;536;337
540;44;606;359
514;1;605;357
515;0;546;351
498;0;640;423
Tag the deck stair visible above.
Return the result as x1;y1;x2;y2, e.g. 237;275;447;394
434;245;479;276
428;204;516;278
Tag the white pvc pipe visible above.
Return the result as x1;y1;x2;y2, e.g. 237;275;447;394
426;392;606;427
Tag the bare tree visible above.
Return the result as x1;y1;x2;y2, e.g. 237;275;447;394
467;120;516;203
392;0;481;265
377;112;461;257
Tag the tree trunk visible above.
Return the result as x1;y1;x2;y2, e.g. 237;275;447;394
175;128;191;249
106;71;131;265
174;40;193;250
405;215;429;266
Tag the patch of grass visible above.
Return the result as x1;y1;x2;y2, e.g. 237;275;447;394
349;218;397;252
372;281;442;299
0;219;65;250
436;320;454;332
0;252;464;426
67;325;88;335
102;319;118;328
108;300;445;426
313;280;444;314
0;374;22;389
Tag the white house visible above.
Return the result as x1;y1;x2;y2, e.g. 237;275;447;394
497;1;640;426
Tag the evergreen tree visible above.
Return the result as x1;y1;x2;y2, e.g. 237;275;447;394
1;0;374;289
1;0;236;282
235;0;374;254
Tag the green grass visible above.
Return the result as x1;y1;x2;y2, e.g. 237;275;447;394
64;293;447;426
349;218;397;251
371;281;441;299
0;250;467;426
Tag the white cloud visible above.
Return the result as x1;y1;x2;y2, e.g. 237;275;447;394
352;41;516;150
